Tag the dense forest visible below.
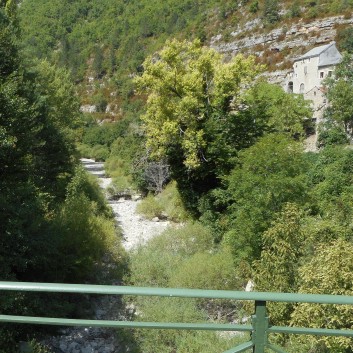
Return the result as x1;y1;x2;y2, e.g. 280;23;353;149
1;0;353;352
0;1;127;350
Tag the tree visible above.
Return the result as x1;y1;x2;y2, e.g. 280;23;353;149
136;39;261;170
309;146;353;224
253;203;304;326
144;160;170;193
263;0;280;24
291;238;353;353
324;53;353;137
223;134;309;262
135;39;262;212
242;80;312;136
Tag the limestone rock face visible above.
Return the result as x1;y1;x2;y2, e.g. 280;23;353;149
211;16;353;61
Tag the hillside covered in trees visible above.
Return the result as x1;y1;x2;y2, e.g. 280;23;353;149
1;0;353;352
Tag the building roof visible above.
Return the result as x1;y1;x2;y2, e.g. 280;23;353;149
294;42;342;66
297;43;333;60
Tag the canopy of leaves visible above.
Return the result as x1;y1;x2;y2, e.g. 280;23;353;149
224;133;309;262
323;53;353;138
291;238;353;352
136;39;261;169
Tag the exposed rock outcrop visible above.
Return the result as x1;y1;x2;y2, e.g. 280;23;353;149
211;15;353;60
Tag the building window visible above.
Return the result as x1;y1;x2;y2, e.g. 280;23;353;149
328;71;333;77
288;81;293;93
304;66;307;75
300;83;305;93
320;71;324;78
314;91;316;96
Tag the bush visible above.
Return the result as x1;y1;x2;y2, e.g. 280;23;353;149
128;222;214;286
52;167;126;282
91;144;110;161
132;296;246;353
76;142;93;158
317;121;349;148
127;223;246;353
136;181;190;221
169;248;239;290
157;181;190;222
136;193;164;220
76;142;110;161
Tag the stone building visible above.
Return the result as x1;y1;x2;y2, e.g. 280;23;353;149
286;42;342;119
285;42;342;149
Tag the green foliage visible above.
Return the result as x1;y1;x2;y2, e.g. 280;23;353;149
323;53;353;138
263;0;280;24
253;203;304;325
128;222;214;286
132;296;246;353
243;80;312;136
224;134;309;262
127;223;245;352
136;181;190;221
135;38;266;213
136;193;164;220
309;146;353;224
82;121;129;148
28;340;52;353
289;1;301;17
337;26;353;53
0;5;126;346
155;181;190;222
169;247;238;290
317;120;349;147
91;144;110;161
291;238;353;352
249;0;259;13
136;38;261;170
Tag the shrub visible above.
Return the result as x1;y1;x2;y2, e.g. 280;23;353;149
169;248;239;290
91;144;109;161
127;223;246;353
128;222;214;286
157;181;190;222
136;193;164;220
132;296;246;353
76;142;93;158
52;167;126;282
136;181;190;221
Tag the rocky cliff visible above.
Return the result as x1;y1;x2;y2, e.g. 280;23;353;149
210;14;353;85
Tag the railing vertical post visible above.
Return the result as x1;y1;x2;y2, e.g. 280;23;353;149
252;301;268;353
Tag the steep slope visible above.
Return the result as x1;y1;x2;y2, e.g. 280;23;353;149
18;0;353;118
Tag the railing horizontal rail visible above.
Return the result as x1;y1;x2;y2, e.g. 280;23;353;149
0;315;252;331
269;325;353;337
1;282;353;305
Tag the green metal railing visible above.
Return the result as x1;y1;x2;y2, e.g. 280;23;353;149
1;282;353;353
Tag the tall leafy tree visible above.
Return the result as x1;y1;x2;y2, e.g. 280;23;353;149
253;203;304;326
135;39;262;212
324;53;353;138
291;238;353;353
223;134;309;262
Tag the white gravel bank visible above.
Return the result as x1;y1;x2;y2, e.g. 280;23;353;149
81;158;171;251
